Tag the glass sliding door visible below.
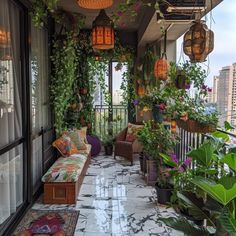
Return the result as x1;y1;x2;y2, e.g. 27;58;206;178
0;0;24;227
31;24;51;194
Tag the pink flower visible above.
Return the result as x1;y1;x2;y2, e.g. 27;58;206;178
159;103;166;111
117;11;123;16
184;157;192;166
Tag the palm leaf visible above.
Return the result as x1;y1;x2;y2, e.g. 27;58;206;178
158;217;209;236
177;192;215;226
216;210;236;235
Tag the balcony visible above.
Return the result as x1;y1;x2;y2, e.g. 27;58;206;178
1;0;235;236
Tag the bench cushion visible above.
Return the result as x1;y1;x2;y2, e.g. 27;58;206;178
42;154;87;183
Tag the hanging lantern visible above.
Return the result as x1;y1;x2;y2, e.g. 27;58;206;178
183;21;214;63
154;30;169;81
77;0;113;9
92;9;114;50
154;55;169;81
0;29;10;48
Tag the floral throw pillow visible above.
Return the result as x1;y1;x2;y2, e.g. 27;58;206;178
52;135;79;157
65;130;87;150
125;123;143;142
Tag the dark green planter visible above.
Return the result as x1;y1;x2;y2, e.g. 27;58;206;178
152;106;163;123
104;145;113;156
155;184;172;204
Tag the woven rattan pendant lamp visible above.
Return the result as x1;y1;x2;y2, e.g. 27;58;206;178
92;9;114;50
183;21;214;62
77;0;113;9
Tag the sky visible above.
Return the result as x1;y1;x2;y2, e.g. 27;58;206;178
177;0;236;87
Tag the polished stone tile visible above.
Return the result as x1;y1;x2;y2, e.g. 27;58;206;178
32;154;183;235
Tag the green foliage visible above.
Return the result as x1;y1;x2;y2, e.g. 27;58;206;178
218;210;236;235
50;32;77;136
136;121;178;158
220;153;236;172
187;140;216;168
158;217;210;236
191;177;236;206
169;61;207;92
31;0;59;28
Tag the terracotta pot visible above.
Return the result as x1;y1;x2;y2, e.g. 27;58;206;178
177;119;216;133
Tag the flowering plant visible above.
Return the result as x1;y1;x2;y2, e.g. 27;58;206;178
158;153;193;189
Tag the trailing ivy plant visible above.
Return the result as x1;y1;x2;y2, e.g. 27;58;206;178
50;32;77;136
31;0;59;28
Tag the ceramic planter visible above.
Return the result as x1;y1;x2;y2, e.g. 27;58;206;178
104;145;113;156
152;106;163;123
155;184;173;204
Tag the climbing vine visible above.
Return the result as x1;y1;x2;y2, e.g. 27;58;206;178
50;32;78;136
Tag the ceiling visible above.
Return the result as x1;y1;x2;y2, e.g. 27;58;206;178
58;0;148;31
57;0;224;46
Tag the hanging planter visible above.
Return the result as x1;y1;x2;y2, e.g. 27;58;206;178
176;119;216;133
183;20;214;63
154;55;169;81
79;87;88;95
152;105;164;123
137;85;145;96
175;69;190;89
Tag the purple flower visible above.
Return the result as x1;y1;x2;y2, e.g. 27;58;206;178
171;153;178;164
117;11;123;16
184;157;192;166
133;99;139;106
201;84;207;90
179;166;185;173
208;87;212;92
185;84;191;89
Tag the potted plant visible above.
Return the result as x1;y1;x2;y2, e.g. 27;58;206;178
159;127;236;235
102;134;114;156
169;61;207;91
137;121;179;202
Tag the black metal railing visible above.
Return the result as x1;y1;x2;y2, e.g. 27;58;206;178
93;105;128;140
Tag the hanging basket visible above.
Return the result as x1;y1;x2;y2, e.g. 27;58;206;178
176;120;216;133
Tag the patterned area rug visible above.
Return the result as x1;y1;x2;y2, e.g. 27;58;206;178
13;209;79;236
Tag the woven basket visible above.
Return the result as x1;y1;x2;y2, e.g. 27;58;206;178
77;0;113;9
177;120;216;133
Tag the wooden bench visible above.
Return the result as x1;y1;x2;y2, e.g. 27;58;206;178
42;146;91;204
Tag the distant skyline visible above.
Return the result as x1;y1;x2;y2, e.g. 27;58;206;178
177;0;236;87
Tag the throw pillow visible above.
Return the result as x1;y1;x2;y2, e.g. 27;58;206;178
52;135;79;157
125;123;143;142
65;130;87;150
79;127;88;144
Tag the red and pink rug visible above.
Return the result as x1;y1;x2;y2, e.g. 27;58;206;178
13;209;79;236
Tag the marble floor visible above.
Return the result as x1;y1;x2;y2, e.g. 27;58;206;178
33;154;183;236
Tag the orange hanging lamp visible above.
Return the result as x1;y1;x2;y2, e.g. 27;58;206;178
77;0;113;9
154;31;169;81
183;20;214;63
0;29;10;48
92;9;114;50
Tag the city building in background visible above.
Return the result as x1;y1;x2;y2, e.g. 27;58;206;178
212;63;236;127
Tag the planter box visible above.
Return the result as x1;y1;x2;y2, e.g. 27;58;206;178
146;160;157;186
177;119;216;133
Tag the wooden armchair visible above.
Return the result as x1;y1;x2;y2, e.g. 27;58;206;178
114;127;142;165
